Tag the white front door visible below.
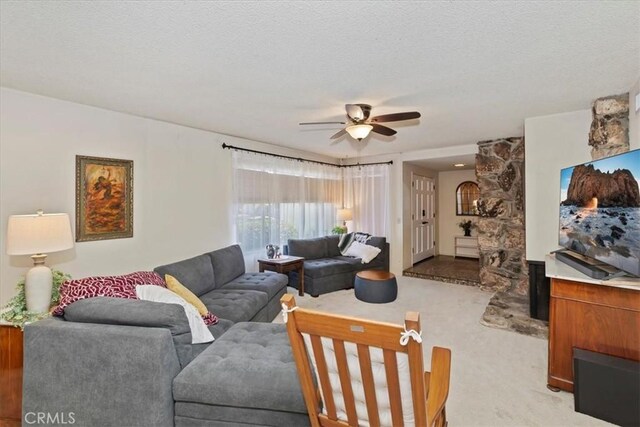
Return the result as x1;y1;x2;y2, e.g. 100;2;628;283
412;174;436;264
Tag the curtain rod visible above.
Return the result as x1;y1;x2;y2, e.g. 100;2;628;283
221;143;393;168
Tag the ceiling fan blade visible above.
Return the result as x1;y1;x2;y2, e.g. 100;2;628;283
299;121;346;125
371;124;397;136
370;111;421;123
330;129;347;139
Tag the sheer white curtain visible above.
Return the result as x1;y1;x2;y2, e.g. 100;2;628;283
343;164;390;237
232;151;342;270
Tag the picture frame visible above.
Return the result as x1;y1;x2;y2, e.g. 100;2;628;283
75;155;133;242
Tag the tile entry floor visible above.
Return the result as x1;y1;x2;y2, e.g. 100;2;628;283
403;255;480;286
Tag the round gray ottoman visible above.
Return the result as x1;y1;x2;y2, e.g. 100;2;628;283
354;270;397;303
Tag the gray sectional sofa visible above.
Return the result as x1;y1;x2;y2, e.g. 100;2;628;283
285;235;390;296
22;244;309;426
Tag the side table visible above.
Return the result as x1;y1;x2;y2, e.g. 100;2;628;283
258;256;305;296
0;323;23;426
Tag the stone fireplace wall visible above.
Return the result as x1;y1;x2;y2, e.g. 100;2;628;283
475;137;528;295
589;93;629;160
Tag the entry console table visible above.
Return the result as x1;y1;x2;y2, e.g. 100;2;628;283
545;255;640;392
454;236;479;258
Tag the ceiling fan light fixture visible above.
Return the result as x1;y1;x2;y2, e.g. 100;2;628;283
346;124;373;141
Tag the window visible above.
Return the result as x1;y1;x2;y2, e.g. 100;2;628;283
232;151;342;266
456;181;479;216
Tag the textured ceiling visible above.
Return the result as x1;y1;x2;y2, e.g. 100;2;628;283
1;1;639;159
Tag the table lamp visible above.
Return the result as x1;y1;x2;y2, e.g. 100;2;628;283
6;210;74;313
337;208;353;232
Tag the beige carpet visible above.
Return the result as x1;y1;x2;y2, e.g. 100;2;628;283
276;276;610;427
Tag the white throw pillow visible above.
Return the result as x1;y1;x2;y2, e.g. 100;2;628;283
135;285;214;344
344;241;382;264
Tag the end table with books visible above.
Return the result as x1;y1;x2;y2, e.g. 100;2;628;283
258;256;305;296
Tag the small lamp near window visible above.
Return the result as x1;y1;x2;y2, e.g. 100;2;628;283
6;210;74;313
337;208;353;233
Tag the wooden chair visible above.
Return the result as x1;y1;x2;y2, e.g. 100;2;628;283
281;294;451;427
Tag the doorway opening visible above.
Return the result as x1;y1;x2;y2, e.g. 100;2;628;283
402;154;480;286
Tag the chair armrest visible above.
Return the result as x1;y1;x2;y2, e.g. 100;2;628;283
426;346;451;427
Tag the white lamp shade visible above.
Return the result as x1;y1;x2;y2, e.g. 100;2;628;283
337;209;353;222
345;124;373;140
7;212;74;255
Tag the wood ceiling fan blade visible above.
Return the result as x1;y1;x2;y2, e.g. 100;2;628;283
330;129;347;139
299;121;346;125
370;111;421;123
371;124;397;136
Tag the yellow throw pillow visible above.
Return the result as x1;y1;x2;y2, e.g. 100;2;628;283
164;274;208;316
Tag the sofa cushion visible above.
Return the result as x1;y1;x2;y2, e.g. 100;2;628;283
53;271;166;316
367;236;386;250
199;289;268;323
222;272;287;300
325;235;342;257
164;274;208;316
63;297;191;335
173;322;308;415
207;244;246;287
135;285;214;344
303;258;355;278
338;232;372;255
63;296;232;368
155;255;215;297
174;318;234;368
344;241;382;263
288;237;327;260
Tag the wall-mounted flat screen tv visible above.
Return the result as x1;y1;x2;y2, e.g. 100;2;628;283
559;149;640;276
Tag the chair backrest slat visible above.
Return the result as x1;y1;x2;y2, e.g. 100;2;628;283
289;308;407;352
356;343;380;427
332;338;359;425
281;294;450;427
310;334;338;420
383;349;404;427
405;312;428;426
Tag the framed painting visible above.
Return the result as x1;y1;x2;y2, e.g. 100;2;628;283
76;155;133;242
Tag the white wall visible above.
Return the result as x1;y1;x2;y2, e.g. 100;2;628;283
524;100;640;263
0;88;335;305
437;169;478;256
630;78;640;146
524;110;592;262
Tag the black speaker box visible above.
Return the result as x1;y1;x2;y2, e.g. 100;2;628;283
574;348;640;426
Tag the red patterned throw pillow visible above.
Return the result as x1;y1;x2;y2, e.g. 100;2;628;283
201;311;218;326
53;271;166;316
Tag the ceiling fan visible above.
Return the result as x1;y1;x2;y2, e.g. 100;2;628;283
299;104;421;141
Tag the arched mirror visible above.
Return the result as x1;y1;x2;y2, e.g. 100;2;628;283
456;181;479;216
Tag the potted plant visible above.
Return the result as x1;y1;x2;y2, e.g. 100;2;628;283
331;225;348;235
458;220;476;237
0;270;70;329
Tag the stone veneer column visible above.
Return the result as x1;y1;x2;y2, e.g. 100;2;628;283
475;137;528;295
589;93;629;160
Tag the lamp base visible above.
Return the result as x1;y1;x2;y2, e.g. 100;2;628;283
25;254;53;313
